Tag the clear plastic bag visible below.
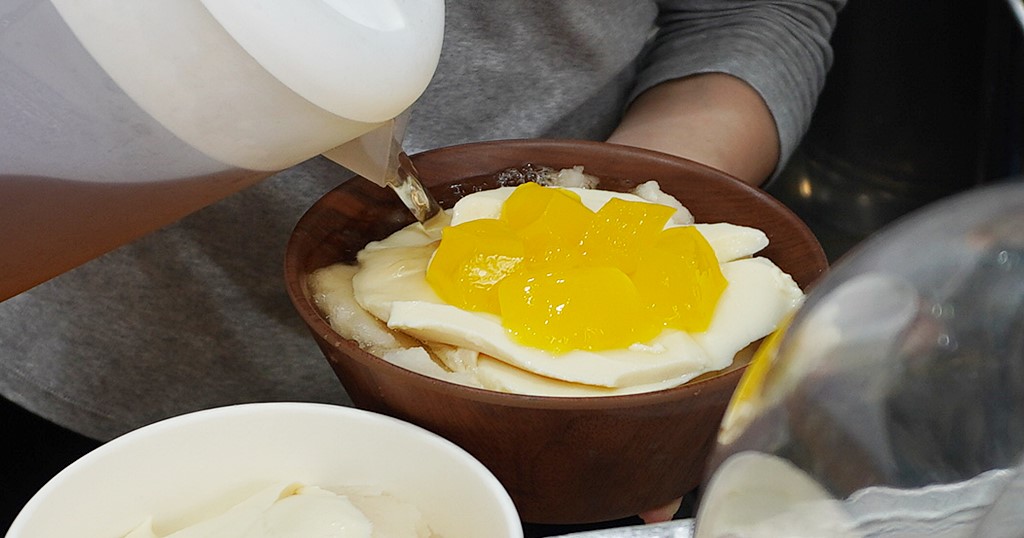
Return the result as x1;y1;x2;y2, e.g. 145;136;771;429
697;179;1024;538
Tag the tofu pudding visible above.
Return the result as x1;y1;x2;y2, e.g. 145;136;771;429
124;482;433;538
309;171;804;397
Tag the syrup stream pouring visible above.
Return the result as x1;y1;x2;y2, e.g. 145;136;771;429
322;113;445;226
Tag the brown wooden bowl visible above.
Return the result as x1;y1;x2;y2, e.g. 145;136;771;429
284;139;827;525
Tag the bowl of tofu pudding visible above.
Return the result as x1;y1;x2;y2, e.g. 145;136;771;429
7;402;522;538
285;139;828;524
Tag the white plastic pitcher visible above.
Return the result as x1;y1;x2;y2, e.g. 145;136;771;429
0;0;444;300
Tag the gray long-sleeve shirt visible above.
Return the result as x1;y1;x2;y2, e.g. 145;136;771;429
0;0;844;440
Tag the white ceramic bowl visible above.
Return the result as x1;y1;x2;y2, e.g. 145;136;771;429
7;402;522;537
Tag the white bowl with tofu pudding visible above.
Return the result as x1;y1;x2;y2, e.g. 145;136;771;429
7;402;522;538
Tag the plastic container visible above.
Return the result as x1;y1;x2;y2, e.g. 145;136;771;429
695;179;1024;537
0;0;443;300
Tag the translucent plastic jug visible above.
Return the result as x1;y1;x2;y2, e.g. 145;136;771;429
0;0;444;300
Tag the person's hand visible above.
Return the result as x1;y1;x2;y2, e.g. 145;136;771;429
639;497;683;524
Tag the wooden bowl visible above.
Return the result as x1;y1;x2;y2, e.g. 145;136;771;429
284;139;827;524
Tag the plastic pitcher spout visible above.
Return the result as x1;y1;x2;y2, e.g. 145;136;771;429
321;112;444;224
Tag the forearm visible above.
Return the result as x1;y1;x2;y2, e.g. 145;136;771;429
607;73;779;187
614;0;845;186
